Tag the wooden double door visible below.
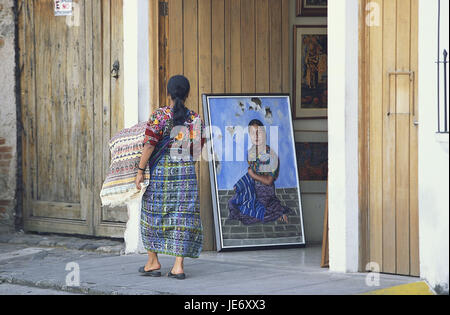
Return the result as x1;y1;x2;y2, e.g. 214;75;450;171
362;0;420;276
19;0;126;237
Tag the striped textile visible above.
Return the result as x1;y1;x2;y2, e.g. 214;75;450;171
140;152;203;258
230;173;266;221
100;122;151;207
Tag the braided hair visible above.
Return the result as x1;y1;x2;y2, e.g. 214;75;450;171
167;75;190;126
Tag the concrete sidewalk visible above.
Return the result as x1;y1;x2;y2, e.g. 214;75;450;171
0;234;421;295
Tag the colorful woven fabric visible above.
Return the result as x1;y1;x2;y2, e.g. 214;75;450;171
248;145;280;179
228;145;291;225
140;106;205;258
140;152;203;258
100;121;151;207
229;179;292;225
144;106;205;160
229;173;266;221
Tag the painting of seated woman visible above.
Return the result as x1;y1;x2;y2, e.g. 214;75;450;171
203;95;305;251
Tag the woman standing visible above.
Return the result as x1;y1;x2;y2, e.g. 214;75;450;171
135;75;205;280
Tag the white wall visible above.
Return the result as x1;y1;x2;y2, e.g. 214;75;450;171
137;0;151;122
327;0;360;273
418;0;449;295
123;0;151;128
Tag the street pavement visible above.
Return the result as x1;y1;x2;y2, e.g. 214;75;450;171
0;233;420;295
0;283;78;295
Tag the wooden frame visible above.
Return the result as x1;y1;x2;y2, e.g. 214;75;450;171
296;0;327;17
321;183;329;268
358;0;370;273
148;0;160;114
293;25;328;119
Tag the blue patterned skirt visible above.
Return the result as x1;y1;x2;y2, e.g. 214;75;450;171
140;152;203;258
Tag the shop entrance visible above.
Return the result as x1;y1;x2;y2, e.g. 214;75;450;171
360;0;420;276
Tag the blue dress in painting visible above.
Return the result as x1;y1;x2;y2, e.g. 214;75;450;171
228;145;292;225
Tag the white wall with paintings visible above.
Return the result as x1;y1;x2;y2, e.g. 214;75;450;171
289;0;328;245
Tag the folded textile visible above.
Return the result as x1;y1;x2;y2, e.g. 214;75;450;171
100;122;151;208
230;173;266;221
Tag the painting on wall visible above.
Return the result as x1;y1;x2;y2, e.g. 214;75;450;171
202;94;306;251
293;25;328;119
296;143;328;181
296;0;327;17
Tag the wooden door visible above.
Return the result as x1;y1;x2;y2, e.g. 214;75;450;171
94;0;127;238
19;0;125;237
163;0;290;250
362;0;419;276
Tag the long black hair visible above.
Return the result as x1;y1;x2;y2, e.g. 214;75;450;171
248;119;264;128
167;75;190;126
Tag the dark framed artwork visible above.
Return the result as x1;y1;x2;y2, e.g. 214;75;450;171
293;25;328;119
202;94;306;251
296;143;328;181
296;0;327;17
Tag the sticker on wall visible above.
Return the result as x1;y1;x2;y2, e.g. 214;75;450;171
54;0;73;16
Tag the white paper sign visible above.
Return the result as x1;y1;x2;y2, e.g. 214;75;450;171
54;0;73;16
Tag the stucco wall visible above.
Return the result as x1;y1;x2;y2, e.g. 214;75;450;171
418;0;449;295
0;0;17;233
327;0;360;273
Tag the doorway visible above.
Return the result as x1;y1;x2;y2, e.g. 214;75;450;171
359;0;420;277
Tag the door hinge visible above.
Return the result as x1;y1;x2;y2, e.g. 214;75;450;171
159;1;168;17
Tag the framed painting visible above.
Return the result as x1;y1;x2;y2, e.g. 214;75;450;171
293;25;328;119
202;94;306;251
296;0;327;17
296;142;328;181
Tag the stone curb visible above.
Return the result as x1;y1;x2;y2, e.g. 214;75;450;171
0;233;125;255
0;275;118;295
0;275;176;296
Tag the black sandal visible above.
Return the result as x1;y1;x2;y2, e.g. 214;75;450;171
168;271;186;280
139;266;162;277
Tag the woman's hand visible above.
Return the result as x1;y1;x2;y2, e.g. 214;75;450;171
135;172;144;190
248;168;274;186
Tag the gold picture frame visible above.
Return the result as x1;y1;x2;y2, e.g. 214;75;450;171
293;25;328;119
296;0;327;17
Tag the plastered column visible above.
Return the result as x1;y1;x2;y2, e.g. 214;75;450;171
327;0;360;273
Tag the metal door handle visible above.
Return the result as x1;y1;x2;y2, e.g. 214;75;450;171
111;60;120;79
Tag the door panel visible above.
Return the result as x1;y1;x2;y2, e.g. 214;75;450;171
95;0;126;237
365;0;419;277
19;0;125;237
19;0;94;234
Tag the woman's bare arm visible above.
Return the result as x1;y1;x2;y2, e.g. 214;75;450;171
139;143;155;169
135;143;155;190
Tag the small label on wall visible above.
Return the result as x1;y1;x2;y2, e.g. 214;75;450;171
54;0;73;16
